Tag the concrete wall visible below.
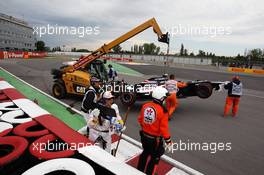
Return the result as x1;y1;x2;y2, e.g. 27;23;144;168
48;52;212;65
107;53;212;65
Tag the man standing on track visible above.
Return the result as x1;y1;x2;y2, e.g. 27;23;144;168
137;86;172;175
88;91;125;153
165;74;187;119
78;77;104;135
108;64;118;81
224;76;242;117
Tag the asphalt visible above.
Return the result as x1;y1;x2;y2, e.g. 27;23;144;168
123;64;264;91
1;58;264;175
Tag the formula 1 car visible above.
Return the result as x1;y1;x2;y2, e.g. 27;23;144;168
118;75;225;106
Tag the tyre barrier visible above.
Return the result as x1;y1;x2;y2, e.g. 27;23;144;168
0;136;28;166
22;158;95;175
29;134;75;160
0;122;13;137
13;120;49;138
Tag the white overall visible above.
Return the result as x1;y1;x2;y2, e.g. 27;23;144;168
78;87;100;135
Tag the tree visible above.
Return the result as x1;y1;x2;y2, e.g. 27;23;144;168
197;50;206;57
142;43;160;55
184;49;188;56
156;47;160;55
249;48;262;59
52;46;61;52
134;44;139;54
44;47;50;52
76;49;89;52
139;45;143;54
180;43;184;56
112;45;122;53
71;48;76;52
35;41;45;51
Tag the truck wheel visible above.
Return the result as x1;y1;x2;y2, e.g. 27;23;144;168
120;92;136;106
196;82;213;99
52;82;66;99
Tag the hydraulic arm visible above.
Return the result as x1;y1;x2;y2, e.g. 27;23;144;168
64;18;169;72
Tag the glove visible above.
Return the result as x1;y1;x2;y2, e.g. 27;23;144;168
110;117;117;125
114;123;122;131
121;125;126;132
165;142;173;153
91;108;100;118
114;123;126;132
164;137;173;152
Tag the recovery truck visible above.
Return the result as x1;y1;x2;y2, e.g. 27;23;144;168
51;18;169;98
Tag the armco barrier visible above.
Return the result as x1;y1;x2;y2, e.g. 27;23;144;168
228;67;264;74
0;51;47;59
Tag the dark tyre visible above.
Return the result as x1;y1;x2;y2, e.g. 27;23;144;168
52;82;66;99
120;92;136;106
196;82;213;99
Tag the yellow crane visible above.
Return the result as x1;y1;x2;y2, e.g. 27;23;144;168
51;18;169;98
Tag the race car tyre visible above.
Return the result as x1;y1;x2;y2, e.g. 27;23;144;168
0;136;28;166
29;134;75;160
120;92;136;106
22;158;95;175
52;81;66;99
196;82;213;99
0;122;13;137
13;120;49;138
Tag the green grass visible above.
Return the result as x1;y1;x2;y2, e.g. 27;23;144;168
0;68;86;130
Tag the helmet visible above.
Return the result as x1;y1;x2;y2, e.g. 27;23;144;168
162;74;168;78
232;76;240;81
103;91;115;99
90;76;102;83
152;86;169;100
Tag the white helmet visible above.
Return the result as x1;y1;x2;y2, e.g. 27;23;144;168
152;86;169;100
103;91;115;99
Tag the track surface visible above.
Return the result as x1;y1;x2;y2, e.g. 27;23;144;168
123;64;264;91
1;59;264;175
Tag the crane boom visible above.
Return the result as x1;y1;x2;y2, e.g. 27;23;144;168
67;18;169;72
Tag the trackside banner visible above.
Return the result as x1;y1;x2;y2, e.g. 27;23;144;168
0;51;47;59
